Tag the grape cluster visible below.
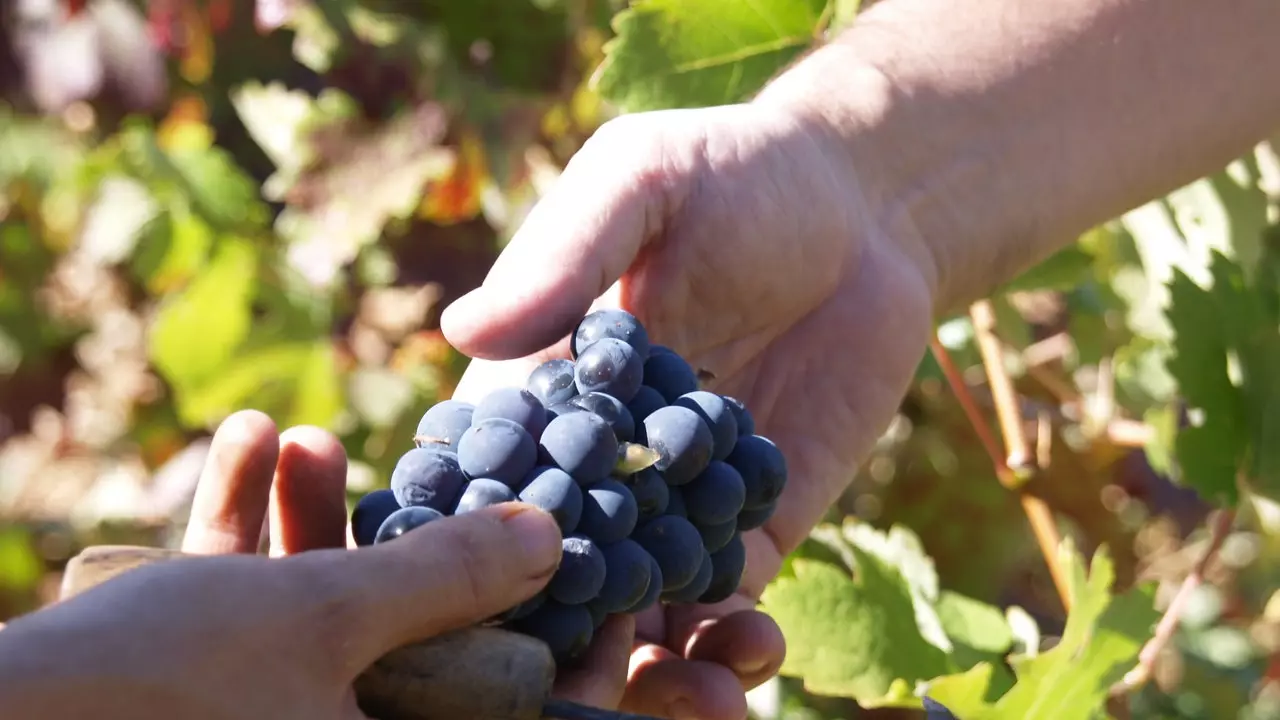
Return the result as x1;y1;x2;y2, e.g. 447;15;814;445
349;309;788;664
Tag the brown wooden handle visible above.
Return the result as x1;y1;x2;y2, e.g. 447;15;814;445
59;546;556;720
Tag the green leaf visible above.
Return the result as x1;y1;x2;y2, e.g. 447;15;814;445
594;0;829;112
759;549;951;706
149;236;258;393
935;591;1013;656
1000;246;1096;293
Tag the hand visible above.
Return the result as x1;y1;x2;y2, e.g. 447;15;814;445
441;102;936;718
0;411;627;720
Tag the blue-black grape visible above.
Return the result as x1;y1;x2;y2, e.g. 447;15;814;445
390;448;467;512
538;412;619;485
626;467;669;521
414;400;475;451
622;554;663;615
696;517;737;553
503;590;546;622
574;338;644;403
517;466;583;534
727;434;788;509
571;308;651;361
665;485;687;519
592;538;653;613
632;514;704;591
548;535;607;605
643;346;699;402
698;533;746;604
662;547;713;603
683;460;746;526
527;358;579;407
578;479;639;544
453;478;517;514
673;391;738;460
721;396;755;437
473;387;549;441
736;501;775;531
586;599;609;630
457;418;538;487
511;600;594;663
568;391;635;443
546;402;582;421
922;697;960;720
351;489;401;547
643;406;713;485
626;385;667;443
374;505;445;543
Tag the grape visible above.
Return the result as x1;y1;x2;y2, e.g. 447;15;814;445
538;412;619;485
643;346;698;402
632;515;704;591
586;599;609;630
626;467;669;521
736;501;775;532
571;308;651;361
374;506;445;543
665;485;687;519
592;538;653;613
698;533;746;604
548;535;608;605
453;478;517;514
527;358;579;406
517;466;583;534
568;391;635;443
574;338;644;403
578;479;639;544
473;387;549;441
626;386;667;443
673;391;738;460
727;435;788;509
546;402;582;421
504;590;546;622
390;448;467;512
622;555;663;615
722;396;755;437
458;418;538;487
683;461;746;526
642;406;713;485
511;601;594;663
696;517;737;553
662;548;713;604
923;697;960;720
351;489;401;547
414;400;475;451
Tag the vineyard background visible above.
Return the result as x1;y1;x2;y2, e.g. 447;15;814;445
2;1;1280;718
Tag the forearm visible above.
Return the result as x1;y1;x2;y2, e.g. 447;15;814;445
757;0;1280;313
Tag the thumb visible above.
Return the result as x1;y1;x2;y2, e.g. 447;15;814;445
441;121;671;360
300;503;563;672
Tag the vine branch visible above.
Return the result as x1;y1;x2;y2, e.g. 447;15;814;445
929;305;1073;612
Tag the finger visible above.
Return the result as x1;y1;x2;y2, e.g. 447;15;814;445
309;502;563;672
681;609;786;691
440;120;672;360
622;643;749;720
268;426;350;557
182;410;280;555
552;613;636;710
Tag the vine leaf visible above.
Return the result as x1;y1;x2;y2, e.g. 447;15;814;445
593;0;829;112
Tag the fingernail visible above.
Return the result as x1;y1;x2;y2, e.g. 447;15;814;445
733;657;768;677
667;699;698;720
500;504;562;574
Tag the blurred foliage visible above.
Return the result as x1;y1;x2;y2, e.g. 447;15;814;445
2;1;1280;718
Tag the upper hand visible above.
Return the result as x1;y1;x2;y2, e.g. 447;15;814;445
442;101;937;718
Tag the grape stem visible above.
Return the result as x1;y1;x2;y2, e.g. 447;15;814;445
1109;507;1236;697
929;301;1073;613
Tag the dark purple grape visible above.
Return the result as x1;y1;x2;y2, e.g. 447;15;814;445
571;308;651;361
736;502;775;532
727;435;788;509
626;385;667;443
622;554;663;615
548;535;608;605
673;391;738;460
574;338;644;403
510;601;594;663
696;517;737;553
578;479;639;544
663;547;713;603
351;489;401;547
538;412;619;485
414;399;475;451
547;402;583;421
473;387;549;441
517;466;583;534
568;391;635;443
643;346;698;402
390;448;467;512
374;506;445;543
698;533;746;604
665;485;687;519
722;396;755;437
632;515;704;591
642;406;714;486
625;467;669;521
527;358;579;407
457;418;538;487
591;538;653;613
453;478;517;514
683;461;746;526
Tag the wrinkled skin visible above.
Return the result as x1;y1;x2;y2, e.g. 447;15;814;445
443;102;937;719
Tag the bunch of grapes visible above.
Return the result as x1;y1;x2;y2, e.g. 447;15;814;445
349;309;788;664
